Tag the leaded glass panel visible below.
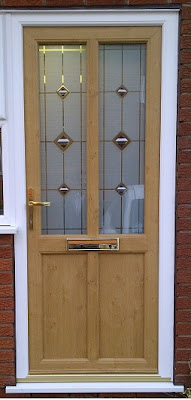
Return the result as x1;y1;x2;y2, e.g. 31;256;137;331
39;44;86;235
99;44;146;234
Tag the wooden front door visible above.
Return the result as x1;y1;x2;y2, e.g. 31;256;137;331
24;26;161;376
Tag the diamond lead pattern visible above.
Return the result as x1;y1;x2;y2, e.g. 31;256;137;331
115;183;127;196
113;132;131;151
56;84;70;100
116;85;128;98
54;132;73;153
58;184;70;196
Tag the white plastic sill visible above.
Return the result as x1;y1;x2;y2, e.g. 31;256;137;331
0;225;18;234
6;382;184;394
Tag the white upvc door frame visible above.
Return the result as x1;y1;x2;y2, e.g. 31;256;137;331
0;9;184;393
0;16;17;228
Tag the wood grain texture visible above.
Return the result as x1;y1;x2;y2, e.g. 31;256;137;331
143;28;161;369
87;39;99;236
67;239;118;245
99;254;144;359
23;26;160;42
43;254;87;359
87;252;99;361
24;29;44;371
24;26;161;375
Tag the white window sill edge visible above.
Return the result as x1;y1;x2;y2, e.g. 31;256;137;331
6;382;184;394
0;225;18;234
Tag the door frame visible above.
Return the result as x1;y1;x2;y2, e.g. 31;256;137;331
25;25;160;375
0;8;183;393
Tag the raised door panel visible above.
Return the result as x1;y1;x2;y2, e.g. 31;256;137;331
42;254;87;360
99;254;144;359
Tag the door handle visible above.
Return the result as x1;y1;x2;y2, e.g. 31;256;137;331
28;188;51;230
28;201;50;207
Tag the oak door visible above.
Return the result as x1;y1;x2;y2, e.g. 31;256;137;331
24;26;161;375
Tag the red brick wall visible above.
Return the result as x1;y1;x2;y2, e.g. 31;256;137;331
0;1;191;398
175;3;191;389
0;235;15;393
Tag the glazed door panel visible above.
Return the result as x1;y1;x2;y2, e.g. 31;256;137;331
24;27;161;375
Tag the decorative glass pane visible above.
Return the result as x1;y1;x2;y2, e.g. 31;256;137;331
65;190;86;231
39;44;86;235
104;93;121;141
46;94;63;141
99;44;146;234
103;142;121;189
123;93;140;141
64;94;86;142
99;190;121;234
104;46;122;92
122;142;139;186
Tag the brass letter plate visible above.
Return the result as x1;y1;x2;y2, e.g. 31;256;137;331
67;238;119;251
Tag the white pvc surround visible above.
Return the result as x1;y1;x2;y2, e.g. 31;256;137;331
6;382;184;394
0;9;184;394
